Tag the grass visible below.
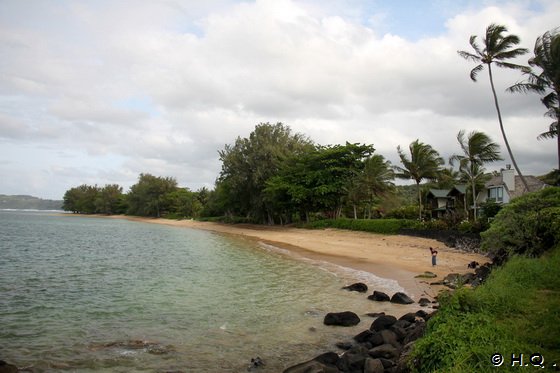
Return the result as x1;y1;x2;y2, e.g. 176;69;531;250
411;246;560;372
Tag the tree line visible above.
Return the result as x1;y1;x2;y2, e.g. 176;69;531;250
63;24;559;222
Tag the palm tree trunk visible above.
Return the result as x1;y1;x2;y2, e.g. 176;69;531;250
471;176;477;222
416;181;422;220
488;65;530;192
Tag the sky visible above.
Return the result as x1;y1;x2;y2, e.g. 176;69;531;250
0;0;558;200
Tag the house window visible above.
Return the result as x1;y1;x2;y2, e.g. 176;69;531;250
488;187;504;202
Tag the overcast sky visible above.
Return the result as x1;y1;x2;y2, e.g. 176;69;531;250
1;0;558;200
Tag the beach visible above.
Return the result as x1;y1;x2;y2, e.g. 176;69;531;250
103;216;488;299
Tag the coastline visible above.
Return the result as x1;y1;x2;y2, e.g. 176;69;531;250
91;215;488;299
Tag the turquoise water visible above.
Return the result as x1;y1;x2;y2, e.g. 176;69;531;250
0;211;414;372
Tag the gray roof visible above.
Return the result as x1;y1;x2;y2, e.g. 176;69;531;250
427;189;450;198
485;174;547;198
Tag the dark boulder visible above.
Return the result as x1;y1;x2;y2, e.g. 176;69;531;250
364;358;385;373
354;330;384;347
342;282;368;293
368;344;400;360
337;345;369;372
368;291;390;302
366;312;386;318
370;315;397;331
324;311;361;327
415;310;430;320
283;352;340;373
390;292;414;304
443;273;464;289
418;297;431;307
399;312;417;323
0;361;18;373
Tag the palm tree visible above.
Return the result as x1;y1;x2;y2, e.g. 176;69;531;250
395;140;444;219
458;23;530;192
508;27;560;172
450;130;503;220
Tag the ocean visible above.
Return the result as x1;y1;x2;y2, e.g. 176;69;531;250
0;210;416;372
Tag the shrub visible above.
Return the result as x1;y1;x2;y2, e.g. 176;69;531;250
385;205;419;220
481;187;560;257
304;218;419;234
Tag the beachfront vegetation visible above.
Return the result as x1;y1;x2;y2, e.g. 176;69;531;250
410;188;560;371
450;130;503;221
411;246;560;372
394;140;445;220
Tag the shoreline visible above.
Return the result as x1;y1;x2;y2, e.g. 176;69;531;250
84;215;488;299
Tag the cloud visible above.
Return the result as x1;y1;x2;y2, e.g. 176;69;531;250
0;0;558;199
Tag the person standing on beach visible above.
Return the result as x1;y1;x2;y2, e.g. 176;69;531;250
430;247;438;266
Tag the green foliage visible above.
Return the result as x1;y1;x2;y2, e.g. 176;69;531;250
385;205;420;220
479;200;502;219
127;173;178;217
303;218;418;234
481;187;560;257
1;194;63;210
411;246;560;372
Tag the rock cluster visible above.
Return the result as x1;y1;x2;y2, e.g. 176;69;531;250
284;309;433;373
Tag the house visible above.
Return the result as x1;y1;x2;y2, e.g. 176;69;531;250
426;185;467;219
476;165;547;207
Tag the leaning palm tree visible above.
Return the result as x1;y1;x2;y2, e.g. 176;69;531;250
450;130;503;220
458;23;530;192
395;140;444;219
508;27;560;172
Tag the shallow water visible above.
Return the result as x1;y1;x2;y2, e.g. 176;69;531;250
0;211;419;372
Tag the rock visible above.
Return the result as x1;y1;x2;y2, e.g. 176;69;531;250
418;297;431;307
390;292;414;304
414;271;437;279
283;352;340;373
380;329;400;348
366;312;386;318
337;345;369;372
443;273;464;288
399;312;417;323
415;310;430;320
0;361;18;373
370;315;397;331
342;282;368;293
248;357;265;371
403;320;427;345
324;311;361;327
354;330;384;346
467;261;479;268
368;344;400;359
364;358;385;373
368;291;390;302
335;342;353;351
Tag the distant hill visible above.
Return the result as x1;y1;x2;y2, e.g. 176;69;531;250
0;194;63;210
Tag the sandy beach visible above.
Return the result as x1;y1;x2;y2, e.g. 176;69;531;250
101;216;488;299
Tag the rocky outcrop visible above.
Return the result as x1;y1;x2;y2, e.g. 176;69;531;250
324;311;361;327
283;311;432;373
0;361;18;373
343;282;369;293
367;291;390;302
390;292;414;305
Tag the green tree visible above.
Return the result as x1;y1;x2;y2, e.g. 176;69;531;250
217;122;312;223
62;184;99;214
265;143;375;222
395;140;444;219
127;173;178;217
95;184;125;214
450;130;502;220
458;23;530;192
348;154;394;219
508;27;560;172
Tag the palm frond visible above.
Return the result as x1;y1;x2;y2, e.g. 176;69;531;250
457;50;481;62
537;122;559;140
470;64;484;81
469;35;483;56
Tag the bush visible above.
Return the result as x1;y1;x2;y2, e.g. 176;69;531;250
304;218;419;234
385;205;419;220
481;187;560;257
410;246;560;372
